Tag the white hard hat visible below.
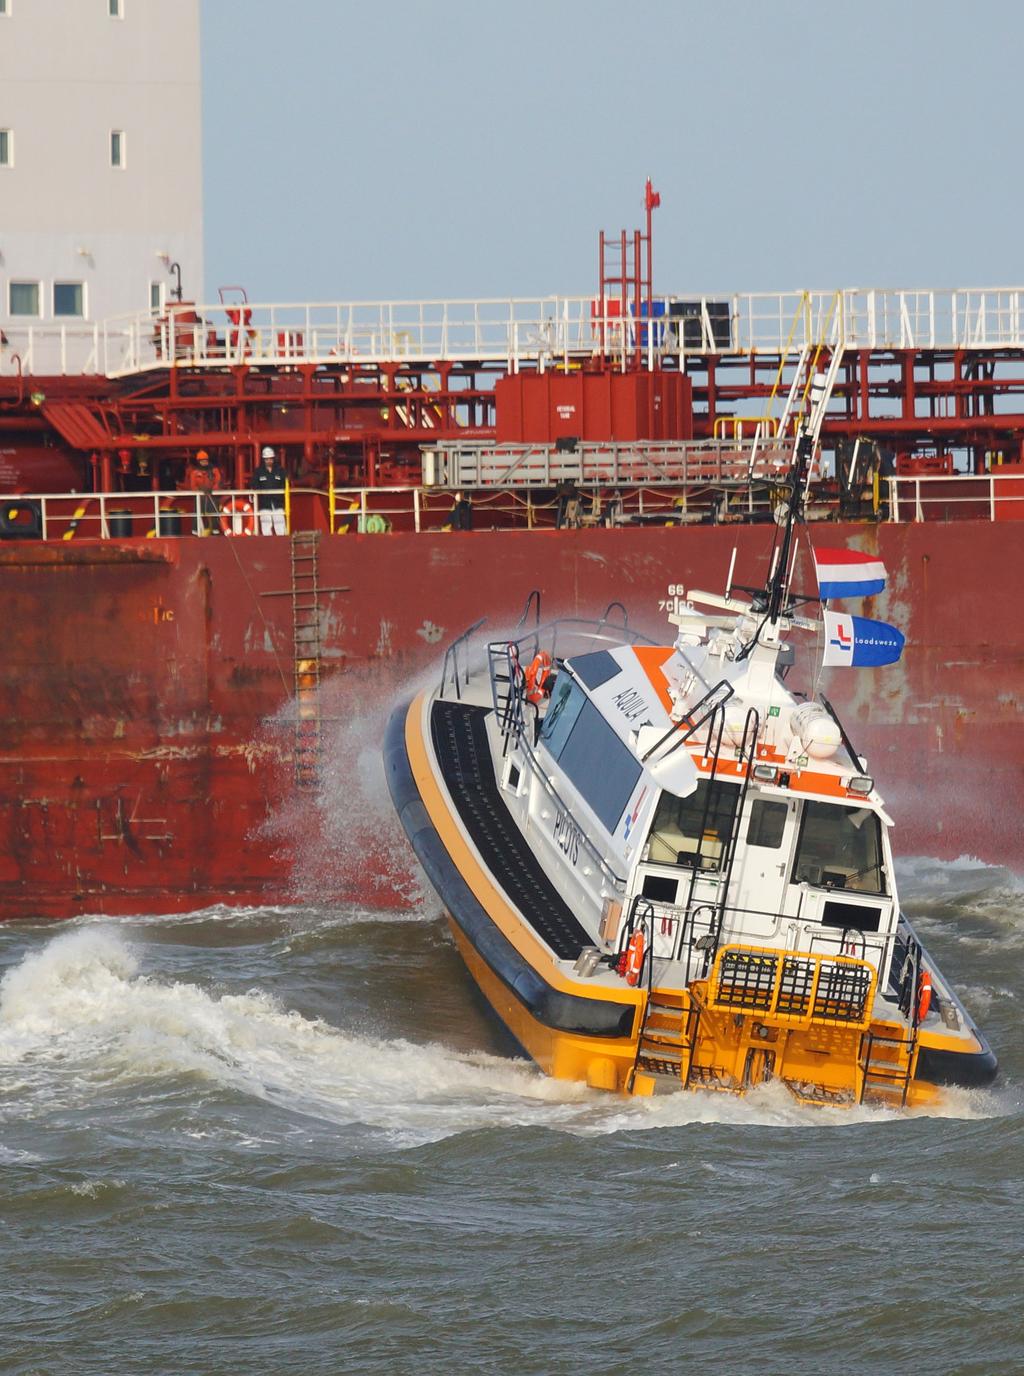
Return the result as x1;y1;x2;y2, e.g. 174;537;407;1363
261;445;275;459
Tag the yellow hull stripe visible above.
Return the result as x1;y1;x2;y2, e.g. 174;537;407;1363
403;691;642;1012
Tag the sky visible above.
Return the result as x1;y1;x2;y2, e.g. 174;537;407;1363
202;0;1021;303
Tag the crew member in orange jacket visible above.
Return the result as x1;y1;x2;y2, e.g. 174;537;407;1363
186;450;223;534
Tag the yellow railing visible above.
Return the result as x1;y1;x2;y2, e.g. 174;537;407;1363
712;415;779;440
707;943;877;1030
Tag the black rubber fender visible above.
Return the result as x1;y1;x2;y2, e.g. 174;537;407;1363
384;701;637;1040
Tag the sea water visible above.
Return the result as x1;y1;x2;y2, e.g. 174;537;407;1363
0;857;1020;1375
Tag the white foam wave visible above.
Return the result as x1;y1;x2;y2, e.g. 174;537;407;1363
263;659;443;911
0;1144;41;1164
69;900;440;936
897;854;1024;907
0;928;1006;1145
0;928;585;1140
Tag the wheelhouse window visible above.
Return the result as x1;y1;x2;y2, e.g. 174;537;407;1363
792;801;886;894
110;129;125;167
0;2;9;16
53;282;84;317
149;281;164;314
9;281;40;317
109;0;123;16
0;129;11;167
746;798;788;849
646;779;741;872
539;676;642;833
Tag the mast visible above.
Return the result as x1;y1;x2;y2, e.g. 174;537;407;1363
766;371;827;624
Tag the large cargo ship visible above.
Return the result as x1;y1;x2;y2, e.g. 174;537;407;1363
0;513;1020;920
1;7;1021;921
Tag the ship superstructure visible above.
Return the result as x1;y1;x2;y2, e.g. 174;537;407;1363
0;0;203;331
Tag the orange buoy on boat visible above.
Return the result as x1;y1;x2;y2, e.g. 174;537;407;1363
524;651;553;703
220;497;255;536
916;969;933;1024
624;930;646;987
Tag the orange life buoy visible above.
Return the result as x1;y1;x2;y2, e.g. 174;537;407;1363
916;969;933;1024
524;651;553;704
623;930;646;987
226;306;254;348
220;496;255;536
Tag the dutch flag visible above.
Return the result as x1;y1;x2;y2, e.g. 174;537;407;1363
813;547;887;601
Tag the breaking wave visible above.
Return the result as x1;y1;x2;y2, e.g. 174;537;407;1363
0;927;1005;1148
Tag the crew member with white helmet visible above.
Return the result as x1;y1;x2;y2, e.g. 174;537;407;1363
252;446;287;535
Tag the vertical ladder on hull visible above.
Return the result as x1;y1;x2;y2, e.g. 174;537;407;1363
629;992;697;1093
290;530;322;789
858;1024;917;1106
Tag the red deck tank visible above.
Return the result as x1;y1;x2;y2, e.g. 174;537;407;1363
494;370;693;444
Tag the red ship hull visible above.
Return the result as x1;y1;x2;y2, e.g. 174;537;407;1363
0;520;1019;921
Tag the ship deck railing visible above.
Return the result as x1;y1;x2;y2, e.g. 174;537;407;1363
4;471;1024;543
622;893;894;990
8;285;1024;378
885;471;1024;522
0;487;294;542
2;482;785;542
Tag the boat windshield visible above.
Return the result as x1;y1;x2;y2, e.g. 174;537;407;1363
645;779;740;872
538;676;642;832
791;801;887;894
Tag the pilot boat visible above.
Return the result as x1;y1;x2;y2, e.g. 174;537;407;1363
385;380;997;1107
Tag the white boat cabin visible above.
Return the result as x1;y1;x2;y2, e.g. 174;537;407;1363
489;612;898;993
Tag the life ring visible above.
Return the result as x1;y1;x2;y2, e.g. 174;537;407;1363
916;969;933;1024
220;496;255;536
622;930;646;987
226;305;253;349
524;651;553;704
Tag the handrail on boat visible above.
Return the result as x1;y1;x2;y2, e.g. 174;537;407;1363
641;678;734;764
487;637;625;891
515;589;542;631
502;612;660;673
617;891;891;988
596;601;629;633
439;616;487;700
480;604;683;892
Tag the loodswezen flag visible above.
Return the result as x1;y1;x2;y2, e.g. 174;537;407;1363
813;547;886;600
823;611;904;667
